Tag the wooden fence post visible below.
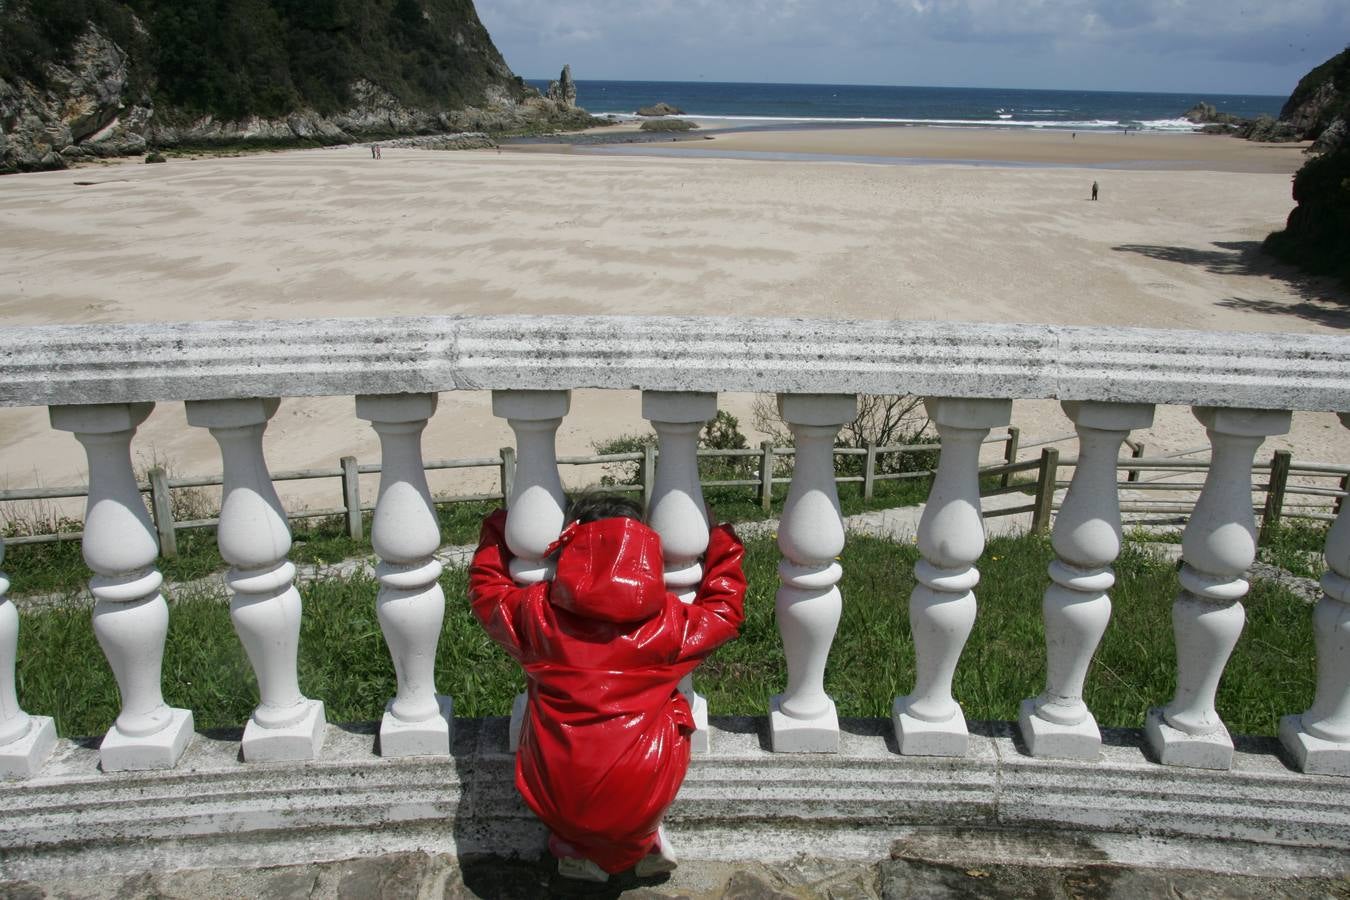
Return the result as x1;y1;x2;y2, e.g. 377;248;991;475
759;440;774;512
1030;447;1059;535
642;444;657;511
863;441;878;500
1126;440;1146;483
1259;449;1292;543
499;446;516;507
147;466;177;559
1001;427;1020;488
340;455;362;540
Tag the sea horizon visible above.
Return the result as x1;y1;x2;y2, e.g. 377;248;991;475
525;78;1285;133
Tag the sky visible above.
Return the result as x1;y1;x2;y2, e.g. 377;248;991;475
475;0;1350;97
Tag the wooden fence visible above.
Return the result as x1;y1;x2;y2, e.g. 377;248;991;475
2;428;1345;557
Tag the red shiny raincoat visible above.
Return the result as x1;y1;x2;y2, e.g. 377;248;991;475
469;509;747;873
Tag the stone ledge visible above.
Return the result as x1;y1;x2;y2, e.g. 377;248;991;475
0;717;1346;882
1;316;1347;411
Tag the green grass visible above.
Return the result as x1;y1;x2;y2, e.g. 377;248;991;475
1126;520;1330;581
2;479;936;598
13;531;1316;742
1257;520;1330;580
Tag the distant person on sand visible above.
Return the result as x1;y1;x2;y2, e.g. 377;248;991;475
1091;180;1099;201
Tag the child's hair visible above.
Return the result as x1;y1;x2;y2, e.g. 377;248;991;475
566;492;645;525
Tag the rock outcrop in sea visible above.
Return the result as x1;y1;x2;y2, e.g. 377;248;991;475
546;65;577;109
0;1;601;173
1185;46;1348;151
636;102;684;117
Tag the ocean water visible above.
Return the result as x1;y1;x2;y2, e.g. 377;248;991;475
526;79;1283;133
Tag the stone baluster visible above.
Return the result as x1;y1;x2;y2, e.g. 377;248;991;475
771;393;857;752
492;390;570;752
48;404;193;772
185;398;325;762
1019;401;1154;759
894;398;1012;756
1145;406;1291;769
1279;411;1350;776
643;390;716;752
357;394;453;758
0;528;58;777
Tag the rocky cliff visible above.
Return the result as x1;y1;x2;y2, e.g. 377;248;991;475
1279;46;1350;150
1262;46;1350;288
1184;47;1349;151
0;0;597;173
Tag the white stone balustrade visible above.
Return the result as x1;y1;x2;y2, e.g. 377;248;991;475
185;398;326;762
894;397;1012;756
492;389;570;752
48;403;194;772
1280;411;1350;776
1145;406;1292;770
643;390;717;752
0;526;58;777
771;393;857;752
0;315;1344;799
1019;401;1155;760
357;393;453;757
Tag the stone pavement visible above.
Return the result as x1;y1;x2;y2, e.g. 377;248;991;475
4;845;1348;899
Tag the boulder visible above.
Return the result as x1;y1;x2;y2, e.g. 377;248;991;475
636;102;684;117
1311;117;1347;154
1238;115;1302;143
0;24;131;171
1183;102;1242;126
48;27;129;143
638;118;698;132
1184;102;1217;123
545;65;577;109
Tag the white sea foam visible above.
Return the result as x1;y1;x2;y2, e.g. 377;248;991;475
595;111;1204;132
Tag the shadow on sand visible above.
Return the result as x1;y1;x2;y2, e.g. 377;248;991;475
1112;240;1350;330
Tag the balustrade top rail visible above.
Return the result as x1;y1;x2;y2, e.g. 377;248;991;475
2;316;1348;411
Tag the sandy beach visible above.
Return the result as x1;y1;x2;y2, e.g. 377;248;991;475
1;125;1346;515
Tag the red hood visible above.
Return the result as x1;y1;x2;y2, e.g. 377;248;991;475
549;518;668;624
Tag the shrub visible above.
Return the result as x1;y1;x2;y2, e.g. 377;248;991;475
1263;147;1350;286
591;410;754;488
752;394;938;477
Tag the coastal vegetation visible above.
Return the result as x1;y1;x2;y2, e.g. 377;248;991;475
1262;46;1350;288
0;0;597;171
0;0;519;117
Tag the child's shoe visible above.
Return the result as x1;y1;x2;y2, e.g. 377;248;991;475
550;834;610;883
556;856;610;883
634;825;678;877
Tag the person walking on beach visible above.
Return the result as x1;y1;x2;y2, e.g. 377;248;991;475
1091;180;1099;201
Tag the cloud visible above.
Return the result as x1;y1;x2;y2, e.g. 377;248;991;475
476;0;1350;91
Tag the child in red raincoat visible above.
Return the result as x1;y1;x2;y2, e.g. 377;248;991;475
469;495;747;882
